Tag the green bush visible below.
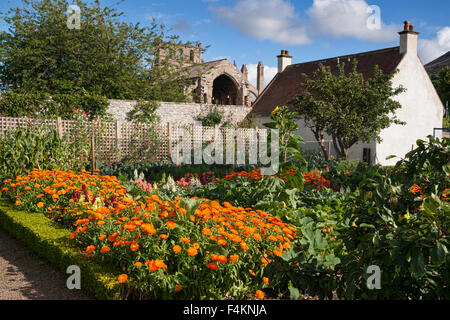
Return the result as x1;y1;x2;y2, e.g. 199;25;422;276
280;136;450;300
0;201;121;299
0;91;109;119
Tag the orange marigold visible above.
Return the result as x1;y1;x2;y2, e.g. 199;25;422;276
173;245;182;253
256;290;264;299
118;274;128;283
166;221;176;229
85;245;95;253
174;284;183;292
100;246;110;253
207;262;218;270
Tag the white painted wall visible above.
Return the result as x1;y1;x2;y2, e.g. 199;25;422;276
376;52;444;165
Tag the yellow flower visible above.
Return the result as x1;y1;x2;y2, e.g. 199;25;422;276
271;106;280;116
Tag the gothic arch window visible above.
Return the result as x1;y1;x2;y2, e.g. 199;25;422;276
177;49;183;61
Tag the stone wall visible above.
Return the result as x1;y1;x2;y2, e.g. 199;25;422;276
107;99;252;125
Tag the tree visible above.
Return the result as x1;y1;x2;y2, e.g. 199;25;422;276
434;67;450;109
291;60;406;159
0;0;200;104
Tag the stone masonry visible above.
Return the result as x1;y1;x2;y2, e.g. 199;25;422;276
107;99;252;125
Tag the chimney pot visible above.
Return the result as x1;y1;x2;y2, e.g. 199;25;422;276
403;21;410;31
409;25;414;31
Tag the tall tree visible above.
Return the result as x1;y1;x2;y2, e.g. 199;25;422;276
434;67;450;109
0;0;200;102
291;60;406;159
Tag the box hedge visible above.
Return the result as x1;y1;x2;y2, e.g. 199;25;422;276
0;200;122;300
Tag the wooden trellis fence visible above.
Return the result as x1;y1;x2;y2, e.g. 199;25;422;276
0;116;269;167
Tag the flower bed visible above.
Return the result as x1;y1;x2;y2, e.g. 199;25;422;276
223;168;332;190
1;169;298;299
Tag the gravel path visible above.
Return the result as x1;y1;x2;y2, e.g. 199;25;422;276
0;228;90;300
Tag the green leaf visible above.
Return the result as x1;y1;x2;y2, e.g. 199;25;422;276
410;251;426;279
288;281;300;300
430;243;447;265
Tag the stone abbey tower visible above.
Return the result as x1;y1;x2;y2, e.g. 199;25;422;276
158;43;263;107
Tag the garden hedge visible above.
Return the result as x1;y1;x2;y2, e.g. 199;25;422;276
0;200;121;300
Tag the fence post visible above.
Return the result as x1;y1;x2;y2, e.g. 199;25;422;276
56;117;63;139
168;123;172;161
328;141;331;160
91;133;96;172
115;120;121;160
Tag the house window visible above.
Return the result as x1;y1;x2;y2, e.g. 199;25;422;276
363;148;371;164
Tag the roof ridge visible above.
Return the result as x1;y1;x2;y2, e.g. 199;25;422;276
287;46;400;69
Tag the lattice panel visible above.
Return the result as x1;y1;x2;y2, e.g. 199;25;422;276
0;116;268;166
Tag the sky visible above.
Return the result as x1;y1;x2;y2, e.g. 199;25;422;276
1;0;449;89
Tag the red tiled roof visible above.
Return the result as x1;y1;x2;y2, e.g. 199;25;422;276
250;46;404;115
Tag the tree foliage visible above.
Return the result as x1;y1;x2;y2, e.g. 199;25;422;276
291;60;406;159
433;67;450;108
0;0;201;105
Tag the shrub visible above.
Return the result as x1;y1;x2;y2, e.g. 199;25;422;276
0;91;109;119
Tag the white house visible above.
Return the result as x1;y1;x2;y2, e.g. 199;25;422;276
250;21;445;165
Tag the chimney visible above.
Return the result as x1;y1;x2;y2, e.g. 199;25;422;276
241;64;248;81
277;50;292;73
257;61;264;94
399;20;419;56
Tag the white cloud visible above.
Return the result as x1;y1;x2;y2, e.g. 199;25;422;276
306;0;400;42
419;27;450;64
247;64;278;89
211;0;310;45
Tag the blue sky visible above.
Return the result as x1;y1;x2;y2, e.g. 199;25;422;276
1;0;449;87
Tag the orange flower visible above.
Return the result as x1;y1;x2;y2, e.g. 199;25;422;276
261;257;271;265
217;255;227;264
253;233;262;241
187;247;198;256
141;223;157;235
118;274;128;283
174;284;183;292
15;200;21;206
180;237;191;243
85;245;95;253
256;290;264;299
160;234;169;239
134;262;143;267
249;269;256;276
98;234;106;241
207;262;218;270
37;202;44;208
173;245;182;253
166;221;176;229
273;249;283;257
240;242;249;250
263;277;269;285
229;254;239;262
130;243;139;252
202;228;212;235
100;246;110;253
